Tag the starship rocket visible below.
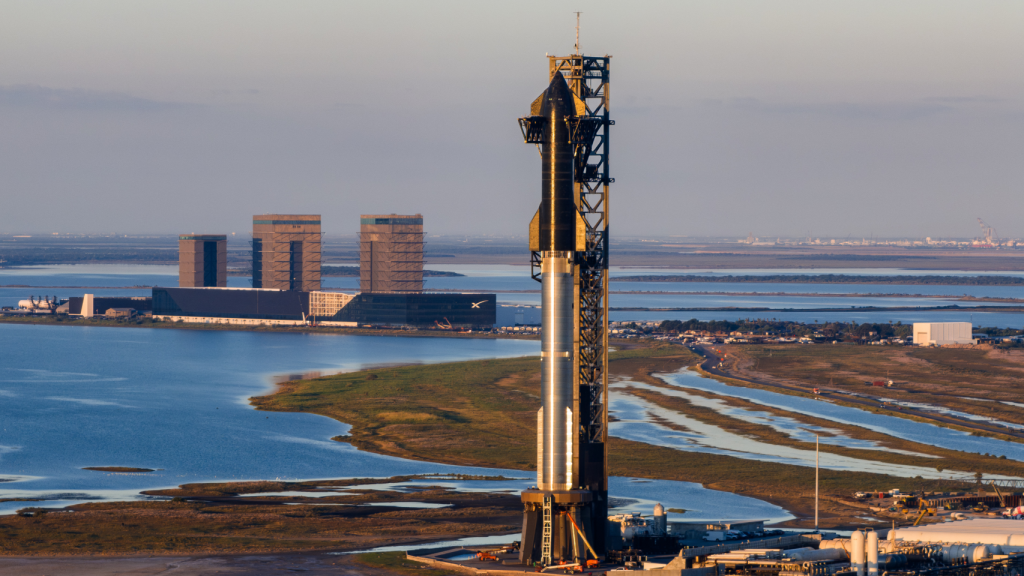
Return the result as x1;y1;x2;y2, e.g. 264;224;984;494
535;71;577;492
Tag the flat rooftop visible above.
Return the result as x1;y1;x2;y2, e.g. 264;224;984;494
894;518;1024;545
179;234;226;240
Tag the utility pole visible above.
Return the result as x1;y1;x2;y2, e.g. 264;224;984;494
815;435;820;531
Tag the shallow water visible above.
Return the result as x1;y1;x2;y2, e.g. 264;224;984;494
4;264;1023;327
888;401;1024;430
0;324;789;522
0;323;539;512
659;368;1024;461
608;389;985;480
621;380;932;457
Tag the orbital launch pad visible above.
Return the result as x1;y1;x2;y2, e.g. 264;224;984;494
517;52;614;566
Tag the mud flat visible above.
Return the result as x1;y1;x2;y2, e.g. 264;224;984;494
0;475;521;556
252;341;982;530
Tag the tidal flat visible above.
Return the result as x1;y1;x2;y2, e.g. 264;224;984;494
725;344;1024;427
252;340;1010;530
0;324;786;555
0;475;523;556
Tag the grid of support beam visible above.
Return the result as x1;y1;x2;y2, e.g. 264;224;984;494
178;235;227;288
251;215;322;292
359;214;424;294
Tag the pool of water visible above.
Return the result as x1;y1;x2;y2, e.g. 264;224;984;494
659;368;1024;461
620;380;932;457
608;389;983;479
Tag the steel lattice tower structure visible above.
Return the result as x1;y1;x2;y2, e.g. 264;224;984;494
518;51;612;563
552;53;612;504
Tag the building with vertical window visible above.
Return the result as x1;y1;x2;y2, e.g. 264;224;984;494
179;234;227;287
252;215;321;292
359;214;423;293
913;322;976;346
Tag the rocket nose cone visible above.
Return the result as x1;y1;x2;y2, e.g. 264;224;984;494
549;70;569;90
540;71;575;117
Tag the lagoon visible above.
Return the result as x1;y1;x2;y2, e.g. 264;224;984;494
0;323;789;522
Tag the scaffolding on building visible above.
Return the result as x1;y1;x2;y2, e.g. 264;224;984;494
252;232;322;291
359;214;424;293
308;291;356;320
251;215;322;292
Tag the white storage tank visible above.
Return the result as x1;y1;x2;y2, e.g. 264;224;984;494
867;530;879;576
652;503;667;535
852;530;866;576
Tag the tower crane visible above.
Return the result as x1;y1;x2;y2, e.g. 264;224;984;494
978;218;996;245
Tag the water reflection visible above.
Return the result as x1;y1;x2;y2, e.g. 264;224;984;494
0;324;790;521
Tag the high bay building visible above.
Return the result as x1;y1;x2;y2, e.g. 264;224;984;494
913;322;976;346
252;214;322;292
154;212;494;328
151;288;493;328
360;214;424;293
178;234;227;288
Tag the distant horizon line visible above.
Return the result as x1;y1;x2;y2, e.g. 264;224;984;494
1;232;1021;242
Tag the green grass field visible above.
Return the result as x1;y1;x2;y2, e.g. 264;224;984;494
730;344;1024;427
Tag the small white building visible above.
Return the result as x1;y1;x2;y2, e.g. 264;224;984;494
913;322;976;346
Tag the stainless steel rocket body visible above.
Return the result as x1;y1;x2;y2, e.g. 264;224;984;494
535;72;577;492
518;57;611;565
539;252;573;490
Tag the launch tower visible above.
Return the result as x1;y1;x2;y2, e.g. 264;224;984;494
517;52;612;565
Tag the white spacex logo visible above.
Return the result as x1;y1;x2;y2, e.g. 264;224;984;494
471;300;487;309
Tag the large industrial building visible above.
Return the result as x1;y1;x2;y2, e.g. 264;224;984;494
148;212;494;329
913;322;976;346
359;214;423;293
152;287;352;325
252;214;322;292
333;293;494;327
151;287;493;328
69;295;153;317
178;234;227;288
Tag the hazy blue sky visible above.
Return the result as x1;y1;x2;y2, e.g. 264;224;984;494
1;1;1022;238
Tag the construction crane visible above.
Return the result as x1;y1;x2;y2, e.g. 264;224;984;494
978;218;996;245
913;509;929;526
991;481;1007;508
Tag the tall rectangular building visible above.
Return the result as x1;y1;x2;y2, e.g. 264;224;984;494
360;214;424;293
252;215;321;292
178;234;227;287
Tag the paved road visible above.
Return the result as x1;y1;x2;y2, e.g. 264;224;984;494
692;344;1024;441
